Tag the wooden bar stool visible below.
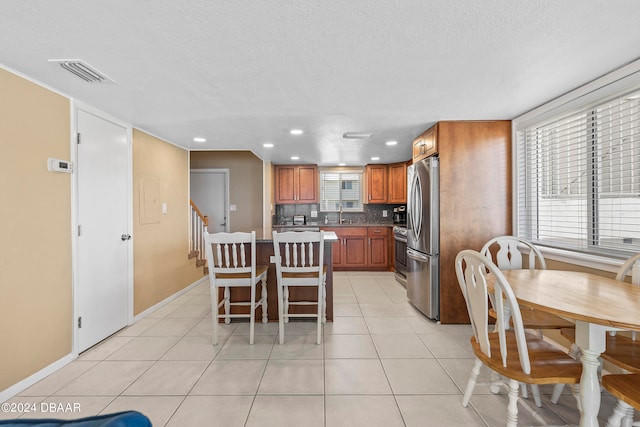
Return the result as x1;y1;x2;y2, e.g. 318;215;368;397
204;231;268;345
272;230;326;345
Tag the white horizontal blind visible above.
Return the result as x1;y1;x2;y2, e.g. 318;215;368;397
518;89;640;255
320;171;363;211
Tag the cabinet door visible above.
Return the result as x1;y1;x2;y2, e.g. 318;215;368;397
322;228;344;267
368;227;388;267
344;236;367;267
412;124;438;162
297;165;318;203
366;164;388;203
275;166;296;203
387;162;407;204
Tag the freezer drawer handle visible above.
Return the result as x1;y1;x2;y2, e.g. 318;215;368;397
407;248;429;261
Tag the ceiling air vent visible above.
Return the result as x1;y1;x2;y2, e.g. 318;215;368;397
48;59;115;83
343;132;373;139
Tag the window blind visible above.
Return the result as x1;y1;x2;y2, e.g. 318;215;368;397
320;171;363;211
518;89;640;255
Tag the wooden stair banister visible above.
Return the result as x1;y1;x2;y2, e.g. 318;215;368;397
189;199;209;274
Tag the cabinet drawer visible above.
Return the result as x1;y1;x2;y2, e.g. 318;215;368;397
367;227;388;237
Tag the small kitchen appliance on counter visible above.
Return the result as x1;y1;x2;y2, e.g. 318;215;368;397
293;215;306;226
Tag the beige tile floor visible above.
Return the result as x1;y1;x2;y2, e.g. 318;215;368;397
1;271;623;426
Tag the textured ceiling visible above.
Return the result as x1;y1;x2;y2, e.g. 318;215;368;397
2;1;640;165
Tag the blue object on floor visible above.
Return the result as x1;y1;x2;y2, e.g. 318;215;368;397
0;411;152;427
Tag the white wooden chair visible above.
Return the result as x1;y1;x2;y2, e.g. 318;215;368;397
482;236;574;407
602;372;640;427
204;231;268;345
598;253;640;427
272;230;326;345
455;249;582;427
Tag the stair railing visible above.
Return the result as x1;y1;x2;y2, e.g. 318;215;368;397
190;200;208;269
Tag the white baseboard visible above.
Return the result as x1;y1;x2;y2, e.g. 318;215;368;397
0;353;76;403
133;276;208;322
1;276;209;403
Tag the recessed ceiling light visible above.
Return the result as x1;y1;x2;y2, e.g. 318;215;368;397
193;137;206;143
291;156;300;160
343;132;373;139
290;129;304;135
371;156;380;161
338;163;346;166
263;143;274;148
385;140;398;146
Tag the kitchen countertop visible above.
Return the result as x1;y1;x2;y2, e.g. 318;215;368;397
272;223;394;228
257;230;338;243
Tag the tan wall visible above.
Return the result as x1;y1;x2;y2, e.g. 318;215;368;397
133;130;204;315
0;68;72;390
190;151;263;232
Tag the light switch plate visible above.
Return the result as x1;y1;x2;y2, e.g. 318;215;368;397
311;210;318;218
230;204;237;211
382;210;388;217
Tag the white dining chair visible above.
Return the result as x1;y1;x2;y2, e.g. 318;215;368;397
481;236;574;407
455;249;582;427
272;230;326;345
598;253;640;427
204;231;268;345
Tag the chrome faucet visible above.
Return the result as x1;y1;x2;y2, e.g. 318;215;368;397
339;204;345;224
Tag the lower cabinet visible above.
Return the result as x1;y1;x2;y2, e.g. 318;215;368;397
323;226;390;270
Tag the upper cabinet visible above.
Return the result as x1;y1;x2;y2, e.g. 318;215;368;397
274;164;318;204
387;162;408;204
413;124;438;162
365;164;388;203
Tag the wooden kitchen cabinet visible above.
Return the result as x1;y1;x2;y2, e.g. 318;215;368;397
367;226;389;267
274;164;318;204
387;162;407;204
365;164;388;204
322;226;390;270
412;124;438;162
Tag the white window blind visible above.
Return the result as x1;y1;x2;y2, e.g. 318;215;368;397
518;89;640;255
320;171;363;211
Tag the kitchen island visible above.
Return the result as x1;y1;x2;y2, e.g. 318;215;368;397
218;231;337;322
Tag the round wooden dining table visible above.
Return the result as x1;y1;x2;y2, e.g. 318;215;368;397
495;269;640;427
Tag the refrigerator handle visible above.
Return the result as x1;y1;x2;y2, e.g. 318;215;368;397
407;248;429;262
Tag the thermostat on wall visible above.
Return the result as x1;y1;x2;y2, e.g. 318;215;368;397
47;158;73;173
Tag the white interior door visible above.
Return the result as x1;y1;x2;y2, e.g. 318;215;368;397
76;109;130;352
190;169;229;233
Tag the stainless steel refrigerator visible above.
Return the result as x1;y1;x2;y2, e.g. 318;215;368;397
406;156;439;319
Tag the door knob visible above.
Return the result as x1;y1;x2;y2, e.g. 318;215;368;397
121;234;131;241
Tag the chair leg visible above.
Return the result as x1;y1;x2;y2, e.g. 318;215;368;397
284;286;290;324
507;379;520;427
316;280;322;345
462;358;482;407
277;282;285;345
211;285;219;346
530;384;543;408
521;382;529;400
550;383;564;404
606;399;632;427
489;371;502;394
249;283;256;345
261;279;268;324
569;383;582;414
622;405;634;427
322;281;327;323
224;287;231;324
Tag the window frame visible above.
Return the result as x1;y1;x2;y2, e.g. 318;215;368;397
513;59;640;266
318;168;365;212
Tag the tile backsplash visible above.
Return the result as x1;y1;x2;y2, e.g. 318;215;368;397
274;203;404;225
